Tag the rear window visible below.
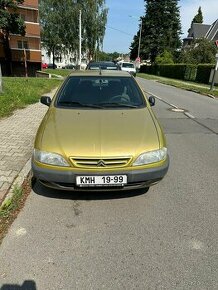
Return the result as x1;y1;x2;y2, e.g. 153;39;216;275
56;76;145;109
88;62;118;70
122;63;134;68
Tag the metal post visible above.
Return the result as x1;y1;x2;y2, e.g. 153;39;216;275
79;9;82;70
137;18;142;59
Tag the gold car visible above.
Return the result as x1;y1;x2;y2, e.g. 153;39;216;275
32;70;169;191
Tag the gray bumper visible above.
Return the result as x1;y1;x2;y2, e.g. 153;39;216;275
32;156;169;191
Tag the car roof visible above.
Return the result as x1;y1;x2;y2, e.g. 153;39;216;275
69;70;131;77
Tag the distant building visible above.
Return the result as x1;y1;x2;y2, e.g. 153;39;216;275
0;0;41;76
183;19;218;48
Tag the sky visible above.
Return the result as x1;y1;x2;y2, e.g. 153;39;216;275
103;0;218;53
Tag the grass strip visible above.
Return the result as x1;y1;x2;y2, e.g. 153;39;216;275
42;68;73;77
0;77;63;118
137;73;218;98
0;178;31;244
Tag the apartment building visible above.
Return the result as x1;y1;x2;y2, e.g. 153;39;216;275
0;0;41;76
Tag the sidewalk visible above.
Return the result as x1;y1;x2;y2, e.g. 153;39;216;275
0;89;56;205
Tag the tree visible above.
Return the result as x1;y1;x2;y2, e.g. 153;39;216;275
130;0;182;63
179;38;217;64
155;50;174;64
187;6;203;34
192;6;203;24
77;0;108;60
39;0;70;68
40;0;108;63
0;0;26;75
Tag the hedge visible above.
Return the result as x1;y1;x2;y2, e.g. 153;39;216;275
195;64;215;84
139;63;215;84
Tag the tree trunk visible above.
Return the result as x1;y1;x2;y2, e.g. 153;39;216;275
3;32;12;76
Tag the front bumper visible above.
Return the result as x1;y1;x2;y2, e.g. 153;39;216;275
32;156;169;191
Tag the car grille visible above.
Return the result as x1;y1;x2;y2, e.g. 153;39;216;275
70;157;132;168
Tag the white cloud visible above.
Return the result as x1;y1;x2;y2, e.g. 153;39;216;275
180;0;218;37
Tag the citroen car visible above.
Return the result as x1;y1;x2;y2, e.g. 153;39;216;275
32;70;169;191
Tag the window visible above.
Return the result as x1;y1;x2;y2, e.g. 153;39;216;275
56;76;145;109
17;41;28;49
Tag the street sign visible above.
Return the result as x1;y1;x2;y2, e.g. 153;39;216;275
136;57;141;62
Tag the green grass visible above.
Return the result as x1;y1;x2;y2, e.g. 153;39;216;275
0;77;63;118
137;73;218;98
42;68;73;77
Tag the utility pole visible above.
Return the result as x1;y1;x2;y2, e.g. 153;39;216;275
137;18;143;60
79;9;82;70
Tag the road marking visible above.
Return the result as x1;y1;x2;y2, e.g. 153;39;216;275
184;112;195;119
145;90;195;118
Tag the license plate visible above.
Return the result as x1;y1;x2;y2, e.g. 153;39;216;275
76;175;127;187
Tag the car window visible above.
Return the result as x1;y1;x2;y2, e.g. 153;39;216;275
122;63;134;68
87;62;118;70
56;76;145;109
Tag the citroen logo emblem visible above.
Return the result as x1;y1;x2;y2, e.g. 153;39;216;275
97;160;106;167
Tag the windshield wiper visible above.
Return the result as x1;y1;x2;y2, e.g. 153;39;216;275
98;102;138;108
58;101;103;108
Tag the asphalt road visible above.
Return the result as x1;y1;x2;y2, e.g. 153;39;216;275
0;78;218;290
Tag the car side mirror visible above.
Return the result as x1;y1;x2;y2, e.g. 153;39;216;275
40;96;52;106
148;96;155;106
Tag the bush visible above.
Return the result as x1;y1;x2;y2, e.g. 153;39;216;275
158;64;186;80
140;63;215;84
195;64;215;84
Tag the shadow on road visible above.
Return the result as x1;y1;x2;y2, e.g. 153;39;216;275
1;280;37;290
32;180;149;201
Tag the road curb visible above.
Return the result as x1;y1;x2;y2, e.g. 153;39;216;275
1;158;32;208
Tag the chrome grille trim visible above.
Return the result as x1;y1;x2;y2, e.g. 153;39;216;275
70;157;132;168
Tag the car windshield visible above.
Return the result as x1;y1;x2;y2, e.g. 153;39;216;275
122;63;134;68
56;76;145;109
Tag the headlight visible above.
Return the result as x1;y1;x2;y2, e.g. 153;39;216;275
133;147;167;166
34;149;69;167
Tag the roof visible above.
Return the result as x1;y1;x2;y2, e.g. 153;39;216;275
188;23;210;38
69;70;131;77
186;19;218;41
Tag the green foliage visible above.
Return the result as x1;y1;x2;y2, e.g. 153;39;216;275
155;50;174;64
184;65;197;81
0;78;62;118
39;0;108;62
130;0;182;62
180;38;217;64
195;64;215;84
140;62;215;84
192;7;203;24
0;0;26;75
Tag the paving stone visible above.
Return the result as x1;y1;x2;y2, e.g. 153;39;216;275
0;88;57;204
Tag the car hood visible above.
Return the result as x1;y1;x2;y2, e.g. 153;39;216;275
35;107;160;158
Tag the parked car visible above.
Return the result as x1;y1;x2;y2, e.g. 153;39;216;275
119;62;136;77
64;64;76;70
42;63;48;69
32;70;169;191
86;61;119;70
47;63;57;69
